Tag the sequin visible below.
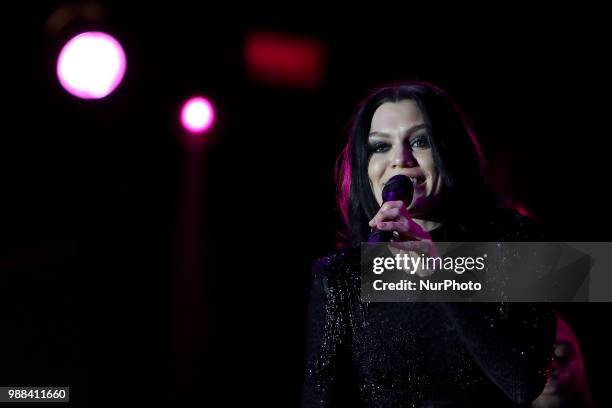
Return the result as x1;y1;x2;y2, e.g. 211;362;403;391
301;209;556;407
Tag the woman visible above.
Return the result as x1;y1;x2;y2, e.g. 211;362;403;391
532;314;592;408
302;81;556;407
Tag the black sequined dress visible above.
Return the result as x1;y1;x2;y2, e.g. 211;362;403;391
302;209;556;407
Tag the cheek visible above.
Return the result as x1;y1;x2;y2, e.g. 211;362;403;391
418;152;436;175
559;361;580;381
415;152;440;191
367;156;385;182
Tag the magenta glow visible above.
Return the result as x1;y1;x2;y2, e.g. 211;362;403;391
57;31;127;99
181;97;215;134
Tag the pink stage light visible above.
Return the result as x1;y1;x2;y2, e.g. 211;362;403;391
180;97;215;134
57;31;127;99
245;31;326;90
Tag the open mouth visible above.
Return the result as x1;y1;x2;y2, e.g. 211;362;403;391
383;176;426;188
412;177;426;187
405;177;426;189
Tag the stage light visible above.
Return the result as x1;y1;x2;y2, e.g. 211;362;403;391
57;31;126;99
245;31;326;90
180;97;215;134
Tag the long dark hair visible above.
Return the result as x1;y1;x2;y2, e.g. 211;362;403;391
336;81;496;246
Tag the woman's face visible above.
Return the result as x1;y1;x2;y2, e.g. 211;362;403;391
532;316;588;408
367;100;442;218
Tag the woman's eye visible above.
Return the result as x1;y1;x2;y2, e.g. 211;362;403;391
409;135;431;149
368;142;391;154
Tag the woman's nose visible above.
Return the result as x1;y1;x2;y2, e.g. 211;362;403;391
391;146;417;168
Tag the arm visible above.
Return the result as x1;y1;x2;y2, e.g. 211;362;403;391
301;258;361;408
439;302;556;404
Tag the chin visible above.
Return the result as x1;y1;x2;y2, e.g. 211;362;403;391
532;394;563;408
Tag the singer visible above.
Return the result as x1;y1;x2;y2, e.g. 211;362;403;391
302;81;556;407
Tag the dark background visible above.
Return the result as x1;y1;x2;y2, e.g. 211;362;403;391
1;2;609;406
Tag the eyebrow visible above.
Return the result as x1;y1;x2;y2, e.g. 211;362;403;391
368;124;427;138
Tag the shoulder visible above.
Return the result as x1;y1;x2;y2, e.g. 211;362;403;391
483;207;545;241
313;246;360;276
442;207;545;241
310;246;362;292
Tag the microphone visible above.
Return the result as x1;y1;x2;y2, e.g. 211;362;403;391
367;175;414;243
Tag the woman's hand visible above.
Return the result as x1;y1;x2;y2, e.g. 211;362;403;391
368;200;438;276
368;200;431;242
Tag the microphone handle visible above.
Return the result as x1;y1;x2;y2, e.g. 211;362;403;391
368;228;393;243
